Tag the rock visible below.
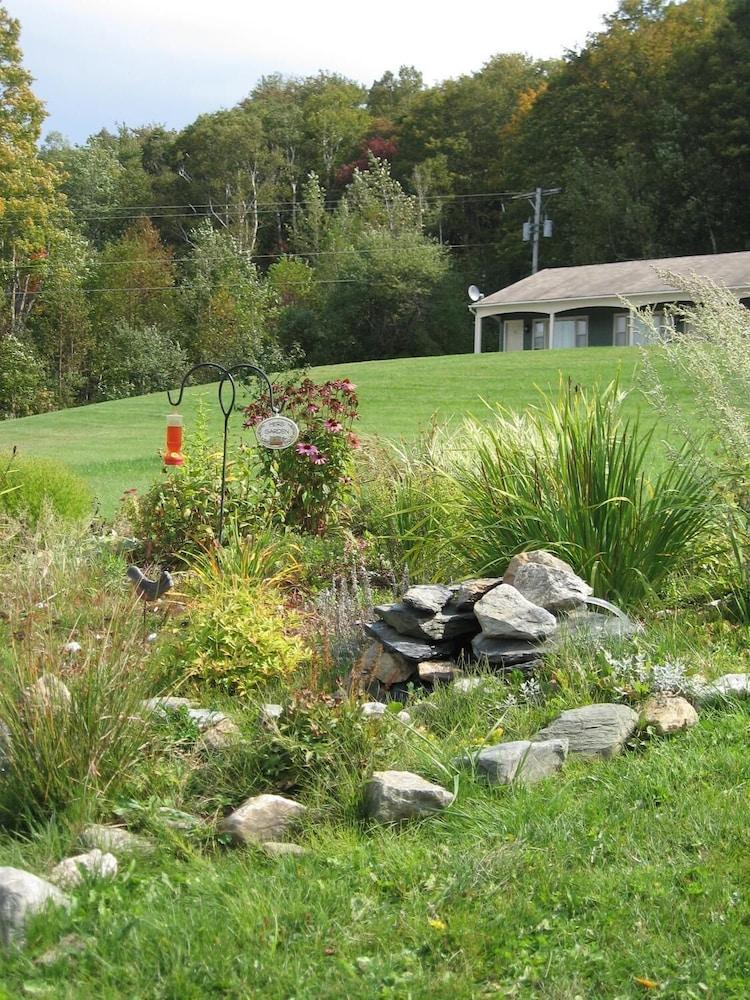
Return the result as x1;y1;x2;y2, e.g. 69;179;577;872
503;550;574;588
187;708;228;731
142;696;193;714
363;770;454;823
361;702;387;719
80;824;154;856
452;578;503;612
356;640;415;687
640;695;698;735
23;675;72;712
549;610;639;646
34;933;86;967
261;841;306;857
533;703;639;759
474;585;557;642
402;584;453;613
219;794;306;845
512;562;593;613
455;738;568;785
471;633;543;668
0;868;70;947
417;661;457;684
396;710;412;724
693;673;750;705
49;850;117;889
61;641;81;656
202;717;241;750
374;603;478;642
365;620;460;663
453;676;500;693
155;807;204;832
260;703;283;725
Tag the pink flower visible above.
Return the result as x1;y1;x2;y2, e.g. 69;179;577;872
311;452;328;465
296;442;319;458
340;475;353;485
340;379;357;395
324;419;343;433
305;403;319;415
347;432;362;449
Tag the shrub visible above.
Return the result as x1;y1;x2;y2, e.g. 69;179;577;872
0;335;51;418
0;449;91;524
89;320;188;401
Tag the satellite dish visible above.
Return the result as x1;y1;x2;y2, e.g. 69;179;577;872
468;285;484;302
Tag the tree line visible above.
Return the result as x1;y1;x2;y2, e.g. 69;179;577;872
1;0;749;416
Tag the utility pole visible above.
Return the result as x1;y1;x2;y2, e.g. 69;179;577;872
517;186;561;274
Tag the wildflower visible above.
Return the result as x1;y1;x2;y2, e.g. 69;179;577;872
296;442;319;458
428;918;447;931
324;419;343;433
340;379;357;394
311;452;328;465
340;474;353;485
306;403;319;415
347;432;362;449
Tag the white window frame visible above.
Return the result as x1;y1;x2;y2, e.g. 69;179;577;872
531;318;548;350
553;315;588;349
613;312;630;346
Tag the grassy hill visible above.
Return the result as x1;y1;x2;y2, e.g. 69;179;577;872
0;347;688;515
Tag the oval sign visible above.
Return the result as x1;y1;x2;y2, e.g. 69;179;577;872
255;415;300;450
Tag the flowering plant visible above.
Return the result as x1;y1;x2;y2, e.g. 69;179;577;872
243;377;361;533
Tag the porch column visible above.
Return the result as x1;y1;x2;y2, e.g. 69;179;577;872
473;311;483;354
548;311;556;350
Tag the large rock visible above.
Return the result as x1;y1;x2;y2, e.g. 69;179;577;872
455;738;568;785
417;661;458;684
80;824;154;856
50;849;117;889
503;550;574;588
218;794;306;844
512;562;592;613
471;633;543;668
402;584;453;614
547;610;639;647
0;867;70;947
364;620;461;663
356;640;415;687
452;578;502;612
533;703;639;759
474;585;557;642
363;770;454;823
693;673;750;706
374;603;478;642
640;695;698;735
23;674;72;712
202;717;241;750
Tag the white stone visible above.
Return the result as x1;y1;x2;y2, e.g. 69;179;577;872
512;562;592;613
453;676;496;693
219;794;306;844
363;770;454;823
361;702;387;719
640;695;699;735
80;824;154;856
49;850;117;889
503;550;574;587
62;641;81;655
261;841;306;857
396;710;412;724
474;584;557;641
533;703;639;759
23;674;72;712
187;708;228;731
417;661;457;684
260;704;283;725
142;696;193;714
0;867;70;947
693;673;750;706
456;738;568;785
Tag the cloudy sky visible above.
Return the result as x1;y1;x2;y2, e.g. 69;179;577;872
12;0;620;143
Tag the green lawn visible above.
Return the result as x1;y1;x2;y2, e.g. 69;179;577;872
0;348;690;515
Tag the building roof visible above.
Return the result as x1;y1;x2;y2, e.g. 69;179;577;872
475;250;750;310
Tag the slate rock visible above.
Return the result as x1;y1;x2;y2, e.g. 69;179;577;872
188;708;228;731
219;794;306;844
402;584;453;614
142;696;193;715
640;695;698;735
357;639;415;686
417;660;458;684
363;770;454;823
50;849;117;889
452;578;502;612
503;550;574;588
512;561;593;613
693;673;750;706
474;584;557;641
375;602;478;642
471;633;544;667
533;703;639;759
455;738;568;785
365;620;460;662
0;867;70;947
80;824;154;856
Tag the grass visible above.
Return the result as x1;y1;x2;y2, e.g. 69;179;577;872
0;348;695;515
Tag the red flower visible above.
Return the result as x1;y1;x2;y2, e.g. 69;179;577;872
347;432;362;449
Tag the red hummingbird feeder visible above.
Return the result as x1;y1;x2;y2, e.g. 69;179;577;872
163;413;184;466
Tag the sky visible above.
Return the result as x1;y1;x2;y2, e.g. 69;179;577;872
11;0;621;144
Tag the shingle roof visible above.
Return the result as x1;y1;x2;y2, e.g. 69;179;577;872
476;250;750;308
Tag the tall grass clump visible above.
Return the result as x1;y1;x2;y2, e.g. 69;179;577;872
365;380;715;605
0;449;91;524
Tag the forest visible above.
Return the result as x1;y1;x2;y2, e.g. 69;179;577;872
1;0;749;417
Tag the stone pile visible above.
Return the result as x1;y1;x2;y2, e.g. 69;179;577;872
357;550;630;696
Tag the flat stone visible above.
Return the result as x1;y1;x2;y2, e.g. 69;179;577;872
452;578;503;612
549;611;639;647
357;640;415;686
364;620;460;663
503;550;575;587
142;696;193;714
455;738;568;785
361;702;388;719
453;676;501;693
512;562;593;613
260;704;283;725
417;660;457;684
0;868;70;947
49;850;117;889
471;633;543;667
640;695;698;735
375;603;478;642
218;794;306;845
402;584;453;613
363;770;454;823
155;807;204;832
202;717;241;750
23;675;72;711
693;673;750;706
80;824;155;856
262;841;307;857
188;708;228;731
533;703;639;759
474;585;557;642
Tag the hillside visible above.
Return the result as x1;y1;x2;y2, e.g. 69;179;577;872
0;348;687;514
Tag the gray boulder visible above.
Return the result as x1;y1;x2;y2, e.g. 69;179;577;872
474;584;557;641
512;562;593;613
455;738;568;786
49;849;117;889
219;794;306;844
640;695;698;735
363;770;454;823
503;550;574;588
357;640;415;686
80;824;154;856
471;633;543;668
452;578;502;612
374;602;478;642
0;867;70;947
365;620;460;662
402;584;453;613
533;703;639;759
693;673;750;706
202;717;241;750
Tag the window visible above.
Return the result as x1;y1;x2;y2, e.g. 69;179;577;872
613;314;629;346
553;316;588;349
532;319;548;349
